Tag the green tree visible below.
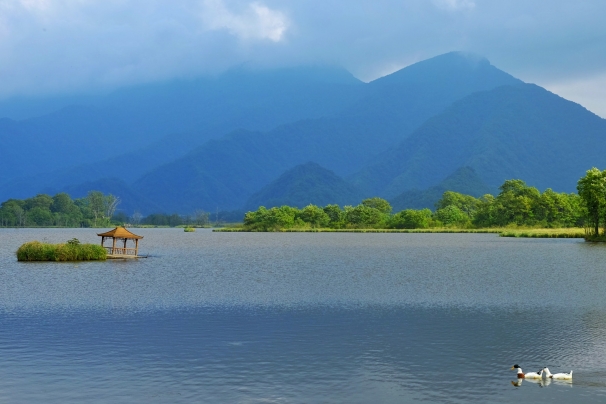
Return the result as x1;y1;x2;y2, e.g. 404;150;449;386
24;194;53;211
435;191;480;219
323;204;343;228
299;204;330;228
243;206;299;231
344;204;386;228
534;189;582;227
489;180;540;226
434;205;469;227
577;167;606;236
361;197;392;214
86;191;105;227
389;209;432;229
27;207;53;226
472;194;496;227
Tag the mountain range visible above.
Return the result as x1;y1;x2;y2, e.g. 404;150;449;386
2;52;605;217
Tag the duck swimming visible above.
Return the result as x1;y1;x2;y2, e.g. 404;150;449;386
542;367;573;380
510;364;543;379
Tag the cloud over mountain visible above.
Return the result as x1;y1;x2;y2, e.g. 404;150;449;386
1;1;606;116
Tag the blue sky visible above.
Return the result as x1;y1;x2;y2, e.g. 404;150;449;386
1;0;606;116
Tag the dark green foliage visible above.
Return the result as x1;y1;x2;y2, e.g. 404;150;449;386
243;206;299;231
469;180;582;228
343;205;388;228
16;241;107;261
241;176;587;231
299;205;330;228
577;167;606;237
0;191;117;227
140;213;185;227
435;191;480;218
323;204;344;227
434;205;470;227
361;197;392;214
389;209;433;229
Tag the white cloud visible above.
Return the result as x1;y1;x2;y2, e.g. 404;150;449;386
0;0;605;113
543;73;606;118
432;0;475;11
18;0;51;12
201;0;289;42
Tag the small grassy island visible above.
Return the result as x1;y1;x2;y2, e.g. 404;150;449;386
17;239;107;261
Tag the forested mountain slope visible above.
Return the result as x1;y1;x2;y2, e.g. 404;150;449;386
243;162;364;210
131;52;521;213
390;167;493;211
0;66;364;199
350;83;606;197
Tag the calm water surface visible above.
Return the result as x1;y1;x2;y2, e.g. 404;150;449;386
1;228;606;403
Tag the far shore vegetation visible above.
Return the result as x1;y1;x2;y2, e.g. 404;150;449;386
4;168;606;241
16;238;107;262
0;191;213;229
222;169;606;241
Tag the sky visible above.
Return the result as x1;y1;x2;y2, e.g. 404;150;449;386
1;0;606;116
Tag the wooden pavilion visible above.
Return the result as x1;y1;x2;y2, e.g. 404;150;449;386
97;227;143;258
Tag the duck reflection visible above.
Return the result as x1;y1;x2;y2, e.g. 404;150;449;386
511;378;552;388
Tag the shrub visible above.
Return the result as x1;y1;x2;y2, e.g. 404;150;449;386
298;204;330;228
17;240;107;261
434;205;469;227
389;209;433;229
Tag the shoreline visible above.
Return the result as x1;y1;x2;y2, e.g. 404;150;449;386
214;227;586;238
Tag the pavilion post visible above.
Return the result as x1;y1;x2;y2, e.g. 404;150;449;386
135;239;139;256
112;237;116;255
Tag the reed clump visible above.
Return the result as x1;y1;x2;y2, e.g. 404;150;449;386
184;227;196;232
16;239;107;261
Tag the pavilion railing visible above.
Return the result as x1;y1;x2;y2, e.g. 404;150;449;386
104;247;137;256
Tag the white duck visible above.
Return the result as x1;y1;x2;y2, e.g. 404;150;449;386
542;367;573;380
511;364;543;379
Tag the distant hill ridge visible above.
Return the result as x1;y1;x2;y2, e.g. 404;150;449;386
390;167;494;211
244;162;365;210
0;66;365;197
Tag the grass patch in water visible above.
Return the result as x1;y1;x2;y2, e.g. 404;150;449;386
17;240;107;261
499;228;585;238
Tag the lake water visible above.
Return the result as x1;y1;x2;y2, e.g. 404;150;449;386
1;228;606;403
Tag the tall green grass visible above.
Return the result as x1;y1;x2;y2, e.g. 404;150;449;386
16;241;107;261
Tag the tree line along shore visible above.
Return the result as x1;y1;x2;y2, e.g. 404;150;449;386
0;191;212;228
228;169;606;240
3;168;606;240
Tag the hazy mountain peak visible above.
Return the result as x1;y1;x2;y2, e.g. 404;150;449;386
221;65;363;85
371;51;519;87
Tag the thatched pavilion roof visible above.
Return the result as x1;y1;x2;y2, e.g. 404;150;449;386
97;227;143;239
